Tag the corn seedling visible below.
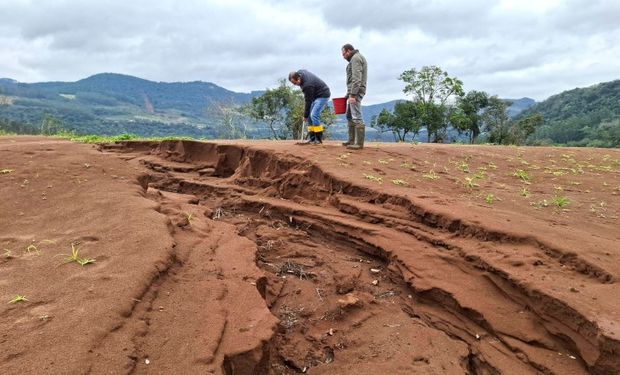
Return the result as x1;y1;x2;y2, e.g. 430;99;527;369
391;179;408;186
378;158;393;165
473;171;486;180
485;194;495;204
423;170;440;180
60;243;96;266
364;174;383;183
400;161;416;170
520;187;530;198
457;161;470;173
487;162;497;170
8;295;28;304
1;169;14;174
3;248;13;258
25;244;40;255
185;212;194;225
513;169;530;183
552;195;571;208
463;177;479;189
362;160;372;165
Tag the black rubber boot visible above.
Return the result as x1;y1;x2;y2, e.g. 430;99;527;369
315;132;323;144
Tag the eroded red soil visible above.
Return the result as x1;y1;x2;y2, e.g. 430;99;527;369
1;136;619;374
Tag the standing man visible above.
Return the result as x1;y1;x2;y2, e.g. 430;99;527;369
288;70;331;144
341;43;368;149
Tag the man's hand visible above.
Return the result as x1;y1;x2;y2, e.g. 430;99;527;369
348;96;356;104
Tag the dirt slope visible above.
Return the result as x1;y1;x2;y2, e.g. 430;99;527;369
1;136;619;374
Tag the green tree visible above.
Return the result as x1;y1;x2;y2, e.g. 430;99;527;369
245;80;291;139
40;114;63;135
245;79;335;140
451;90;489;143
399;66;464;142
371;101;423;141
512;113;543;145
483;97;511;144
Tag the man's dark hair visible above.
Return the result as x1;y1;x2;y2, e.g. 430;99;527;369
342;43;355;51
288;71;301;81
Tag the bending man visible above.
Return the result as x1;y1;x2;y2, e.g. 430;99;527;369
289;70;331;144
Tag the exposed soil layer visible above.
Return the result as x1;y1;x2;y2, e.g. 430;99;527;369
1;136;619;374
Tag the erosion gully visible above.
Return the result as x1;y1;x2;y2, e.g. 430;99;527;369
100;140;617;375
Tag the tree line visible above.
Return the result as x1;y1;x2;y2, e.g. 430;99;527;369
371;65;543;145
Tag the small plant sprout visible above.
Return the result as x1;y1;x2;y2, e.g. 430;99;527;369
485;194;495;204
423;170;440;180
1;169;15;174
391;179;408;186
3;248;13;258
487;162;497;170
8;295;28;304
25;244;40;255
363;174;383;183
61;243;96;267
378;158;393;165
457;161;470;173
520;187;530;198
464;177;479;189
185;212;194;225
512;169;530;183
400;161;416;170
552;195;571;208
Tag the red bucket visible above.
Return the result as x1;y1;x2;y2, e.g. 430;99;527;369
332;97;347;115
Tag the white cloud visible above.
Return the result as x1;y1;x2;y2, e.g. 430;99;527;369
0;0;618;104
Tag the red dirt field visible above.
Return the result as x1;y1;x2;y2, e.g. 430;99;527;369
1;136;619;374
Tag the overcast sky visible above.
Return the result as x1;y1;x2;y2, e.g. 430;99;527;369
1;0;619;104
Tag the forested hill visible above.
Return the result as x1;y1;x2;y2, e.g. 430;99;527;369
0;73;257;116
521;80;620;122
522;80;620;147
0;73;266;137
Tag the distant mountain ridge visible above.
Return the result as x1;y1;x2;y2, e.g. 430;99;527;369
0;73;264;137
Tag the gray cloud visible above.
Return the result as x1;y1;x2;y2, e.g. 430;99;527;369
0;0;619;104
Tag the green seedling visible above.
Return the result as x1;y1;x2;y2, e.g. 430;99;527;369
185;212;194;225
520;187;530;198
552;195;571;208
457;161;470;173
61;243;96;267
463;177;479;189
25;244;40;255
473;171;486;180
391;179;408;186
3;248;13;258
485;194;495;204
364;174;383;183
8;295;28;304
487;162;497;170
513;169;530;183
422;170;440;180
0;169;15;174
378;158;393;165
400;162;416;170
